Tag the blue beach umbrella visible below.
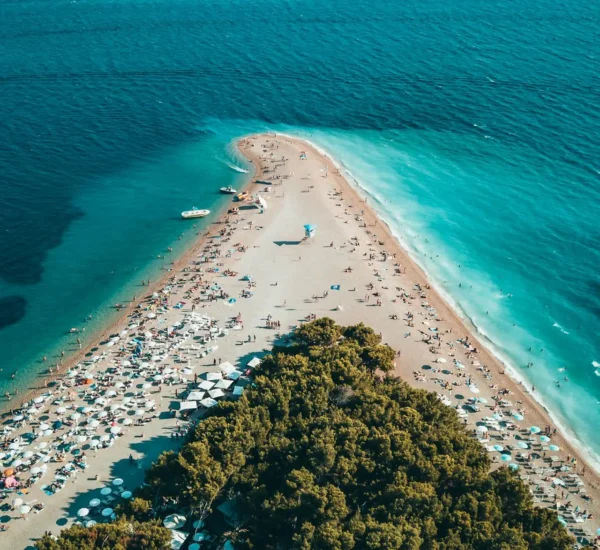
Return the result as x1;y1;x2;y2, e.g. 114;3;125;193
476;397;488;404
557;516;567;527
492;413;502;421
549;444;560;452
596;528;600;536
509;463;519;471
529;426;541;434
512;412;524;421
304;224;317;231
500;454;512;462
227;298;237;304
493;444;504;452
540;435;551;443
517;441;529;449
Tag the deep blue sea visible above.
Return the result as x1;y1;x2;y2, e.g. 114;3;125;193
1;0;599;463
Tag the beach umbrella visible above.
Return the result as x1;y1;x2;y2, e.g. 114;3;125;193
115;381;125;388
193;532;207;542
121;491;132;499
30;467;42;475
557;516;567;527
112;478;124;486
147;312;156;319
23;450;34;458
11;459;22;468
76;435;87;443
145;400;155;409
110;426;121;434
163;514;186;530
134;409;145;416
80;406;92;414
106;390;117;398
86;520;97;528
89;499;101;507
517;441;529;449
89;419;100;428
53;420;63;429
9;442;21;450
89;439;100;447
37;441;48;449
189;544;200;550
476;425;488;433
19;505;32;515
192;520;204;529
43;429;53;437
78;508;90;517
56;407;67;414
540;435;551;443
509;463;519;471
529;426;541;434
100;435;110;442
596;528;600;536
95;397;107;405
97;411;108;418
33;396;45;404
500;454;512;462
110;404;121;412
39;423;50;431
122;418;133;426
102;507;114;517
12;498;23;507
100;487;112;495
70;413;81;420
512;413;524;421
12;414;24;422
549;444;560;451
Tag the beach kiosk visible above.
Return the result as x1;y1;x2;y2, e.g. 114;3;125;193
304;224;316;239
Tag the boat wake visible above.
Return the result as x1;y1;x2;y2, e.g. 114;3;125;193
227;163;248;174
552;322;569;335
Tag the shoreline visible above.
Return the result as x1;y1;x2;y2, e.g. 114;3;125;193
277;131;600;478
0;159;261;417
262;133;600;494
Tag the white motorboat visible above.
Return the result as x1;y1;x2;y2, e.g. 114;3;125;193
220;186;237;194
181;208;210;219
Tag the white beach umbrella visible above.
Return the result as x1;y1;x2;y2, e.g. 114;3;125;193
19;505;32;515
78;508;89;517
13;415;24;422
100;435;110;442
163;514;186;530
89;439;100;447
56;407;67;414
112;478;124;486
33;396;45;404
89;419;100;428
70;413;81;420
115;381;125;388
36;441;48;449
39;423;50;431
144;400;155;409
23;450;34;459
95;397;107;405
106;390;117;398
77;435;87;443
110;426;121;435
97;411;108;418
11;459;22;468
89;498;101;507
122;418;133;426
85;520;97;528
121;490;133;499
101;507;114;517
134;409;145;416
12;498;23;507
100;487;112;496
43;429;53;437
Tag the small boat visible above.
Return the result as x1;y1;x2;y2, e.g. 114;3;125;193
235;191;249;202
181;208;210;219
220;186;237;194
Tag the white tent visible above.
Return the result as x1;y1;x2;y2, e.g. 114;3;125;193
219;361;236;374
233;386;245;397
215;379;233;390
209;389;225;399
187;391;206;401
198;380;215;390
227;370;242;380
206;372;222;381
247;357;261;368
176;401;198;411
200;398;218;408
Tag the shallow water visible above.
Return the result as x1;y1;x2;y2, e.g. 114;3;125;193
1;0;599;459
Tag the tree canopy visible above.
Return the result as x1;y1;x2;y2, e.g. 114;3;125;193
39;319;574;550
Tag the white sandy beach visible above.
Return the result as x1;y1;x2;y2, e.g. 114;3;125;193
1;133;599;548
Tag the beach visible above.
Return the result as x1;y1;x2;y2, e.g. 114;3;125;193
1;133;598;548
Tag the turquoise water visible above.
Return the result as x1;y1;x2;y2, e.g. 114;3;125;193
1;0;599;463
